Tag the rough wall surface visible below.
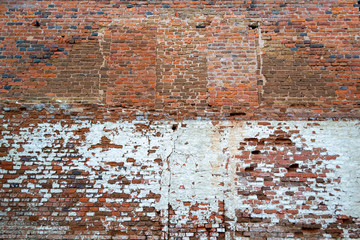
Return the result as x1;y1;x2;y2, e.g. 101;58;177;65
1;120;359;239
1;0;360;239
1;0;359;118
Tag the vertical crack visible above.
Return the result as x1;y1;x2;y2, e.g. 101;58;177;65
98;30;107;69
97;28;108;103
161;123;180;239
256;23;266;104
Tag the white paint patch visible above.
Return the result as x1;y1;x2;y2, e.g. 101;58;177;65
291;121;360;218
223;121;360;237
168;121;226;225
0;120;359;237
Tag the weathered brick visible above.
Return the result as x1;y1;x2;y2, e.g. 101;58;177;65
0;1;359;239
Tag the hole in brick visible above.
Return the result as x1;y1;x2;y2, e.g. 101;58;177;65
172;124;178;131
32;20;40;27
290;163;299;168
251;150;261;154
287;163;299;171
248;22;258;29
245;164;257;172
230;112;246;116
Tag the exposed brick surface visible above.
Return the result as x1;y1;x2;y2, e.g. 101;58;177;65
107;21;156;109
1;1;359;118
1;1;360;239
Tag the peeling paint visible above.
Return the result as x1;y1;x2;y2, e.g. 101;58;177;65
0;120;359;238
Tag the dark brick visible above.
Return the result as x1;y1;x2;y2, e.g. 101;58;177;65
310;43;324;48
72;170;82;175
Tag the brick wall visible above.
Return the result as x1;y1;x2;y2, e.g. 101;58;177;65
1;1;359;239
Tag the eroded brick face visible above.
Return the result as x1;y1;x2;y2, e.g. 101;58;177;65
1;1;360;239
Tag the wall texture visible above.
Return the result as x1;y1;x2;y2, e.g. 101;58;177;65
1;0;360;239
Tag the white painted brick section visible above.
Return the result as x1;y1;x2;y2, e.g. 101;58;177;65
0;120;359;238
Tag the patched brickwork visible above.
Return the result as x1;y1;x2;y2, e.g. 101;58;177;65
1;1;360;239
107;21;156;109
260;3;360;110
156;12;208;115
